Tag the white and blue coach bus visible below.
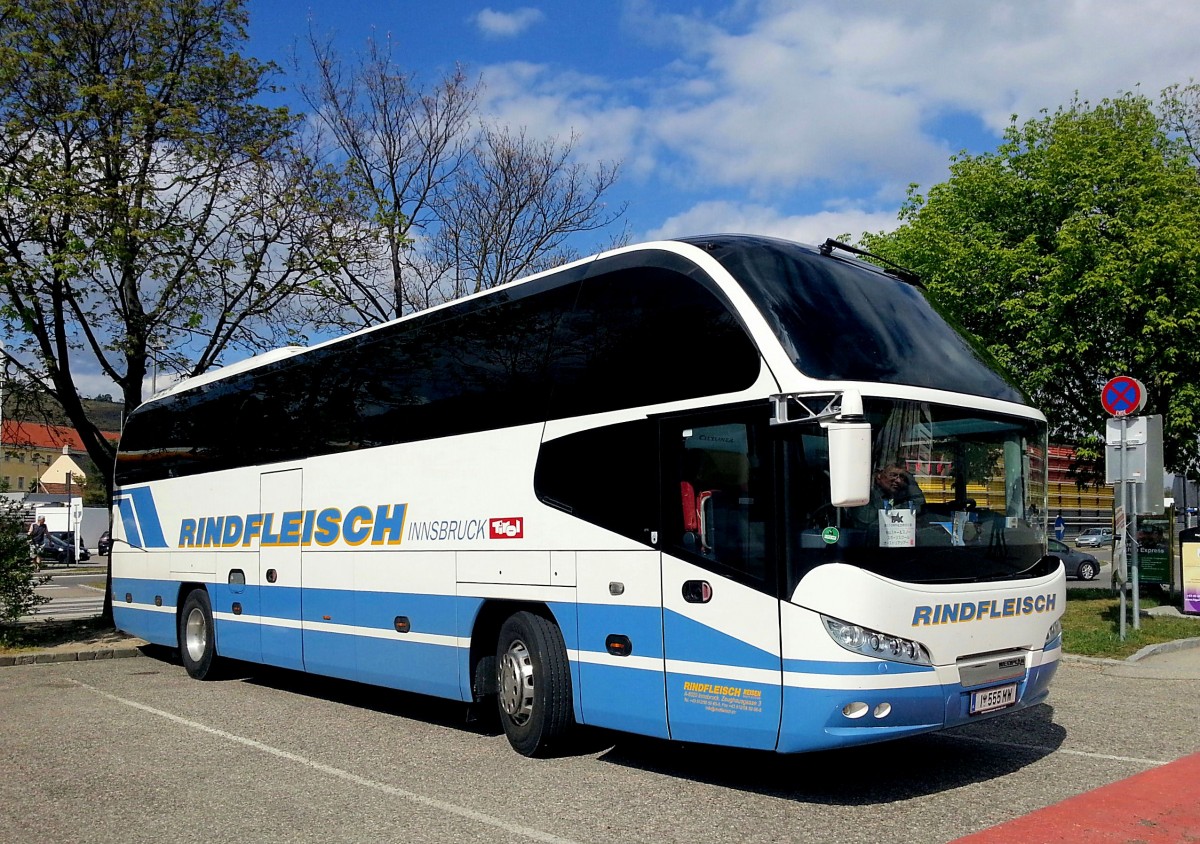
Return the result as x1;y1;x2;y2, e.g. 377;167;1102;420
111;235;1064;757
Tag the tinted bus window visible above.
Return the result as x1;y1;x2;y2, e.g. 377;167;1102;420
546;265;760;419
535;419;658;542
116;255;762;486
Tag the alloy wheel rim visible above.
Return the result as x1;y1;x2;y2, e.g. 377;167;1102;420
185;607;207;662
498;638;535;725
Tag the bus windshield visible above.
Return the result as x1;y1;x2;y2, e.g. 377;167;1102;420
785;399;1049;590
684;234;1025;402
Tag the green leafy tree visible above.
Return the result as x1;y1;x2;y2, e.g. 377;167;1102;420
0;0;362;498
0;0;370;623
862;92;1200;475
0;503;47;624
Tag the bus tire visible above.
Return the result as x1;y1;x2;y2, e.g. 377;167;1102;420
178;589;222;680
496;611;574;757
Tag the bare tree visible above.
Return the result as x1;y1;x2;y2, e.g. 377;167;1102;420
1160;80;1200;171
300;30;476;322
430;126;625;299
298;30;626;321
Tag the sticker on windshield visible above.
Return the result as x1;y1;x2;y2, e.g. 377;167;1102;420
879;508;916;547
821;527;840;545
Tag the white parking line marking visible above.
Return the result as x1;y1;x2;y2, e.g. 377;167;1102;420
945;732;1168;767
72;680;580;844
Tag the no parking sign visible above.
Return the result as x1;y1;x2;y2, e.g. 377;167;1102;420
1101;376;1147;417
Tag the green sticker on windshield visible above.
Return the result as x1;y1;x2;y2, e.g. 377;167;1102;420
821;527;840;545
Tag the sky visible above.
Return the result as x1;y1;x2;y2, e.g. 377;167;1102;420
244;0;1200;247
68;0;1200;399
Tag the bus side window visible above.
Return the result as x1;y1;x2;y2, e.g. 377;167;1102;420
673;422;768;583
534;419;657;544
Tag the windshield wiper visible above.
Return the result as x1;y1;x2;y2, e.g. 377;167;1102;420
818;238;923;287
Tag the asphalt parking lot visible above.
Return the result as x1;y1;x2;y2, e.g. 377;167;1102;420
1;645;1198;844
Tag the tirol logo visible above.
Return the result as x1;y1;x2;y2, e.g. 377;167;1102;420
489;517;524;539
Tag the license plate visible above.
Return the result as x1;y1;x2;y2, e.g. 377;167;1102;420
970;683;1018;715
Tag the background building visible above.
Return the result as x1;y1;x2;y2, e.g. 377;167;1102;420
0;420;119;503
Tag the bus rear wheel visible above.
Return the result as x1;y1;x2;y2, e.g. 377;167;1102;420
496;611;574;757
179;589;222;680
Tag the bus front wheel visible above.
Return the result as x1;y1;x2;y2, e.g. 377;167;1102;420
495;611;574;756
179;589;222;680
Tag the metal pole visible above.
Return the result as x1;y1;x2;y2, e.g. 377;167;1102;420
1132;480;1140;630
1119;415;1127;640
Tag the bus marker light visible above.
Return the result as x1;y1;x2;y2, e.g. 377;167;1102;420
609;582;625;596
154;595;162;607
394;616;410;633
232;603;242;616
605;635;632;656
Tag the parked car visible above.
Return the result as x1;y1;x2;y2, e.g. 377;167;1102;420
1075;527;1114;548
1049;538;1100;580
97;530;112;556
40;531;91;566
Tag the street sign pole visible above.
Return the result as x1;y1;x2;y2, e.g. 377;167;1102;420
1102;376;1147;642
1119;415;1127;640
1132;480;1140;630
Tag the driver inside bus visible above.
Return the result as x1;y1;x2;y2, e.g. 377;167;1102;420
846;462;926;539
872;463;925;512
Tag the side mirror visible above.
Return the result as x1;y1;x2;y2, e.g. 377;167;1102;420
826;390;871;507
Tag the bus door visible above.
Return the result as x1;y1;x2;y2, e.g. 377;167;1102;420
660;414;783;750
259;469;304;671
576;550;669;738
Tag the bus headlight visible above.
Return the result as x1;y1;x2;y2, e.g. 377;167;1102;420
1044;619;1062;646
822;615;931;666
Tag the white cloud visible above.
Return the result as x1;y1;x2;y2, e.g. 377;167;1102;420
635;0;1200;199
469;1;1200;240
66;371;122;403
471;7;545;39
644;200;901;246
477;62;647;171
64;368;181;407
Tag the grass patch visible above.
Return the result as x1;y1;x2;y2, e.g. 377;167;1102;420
0;617;118;653
1063;588;1200;659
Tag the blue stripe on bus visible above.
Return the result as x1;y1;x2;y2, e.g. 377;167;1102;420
577;602;664;658
116;577;936;681
777;682;946;752
112;602;176;646
775;656;1061;753
663;610;779;671
578;660;669;737
113;577;938;683
114;498;143;548
215;614;266;665
301;587;459;636
356;635;462;700
664;666;782;750
112;579;1058;753
126;487;168;547
782;657;935;676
